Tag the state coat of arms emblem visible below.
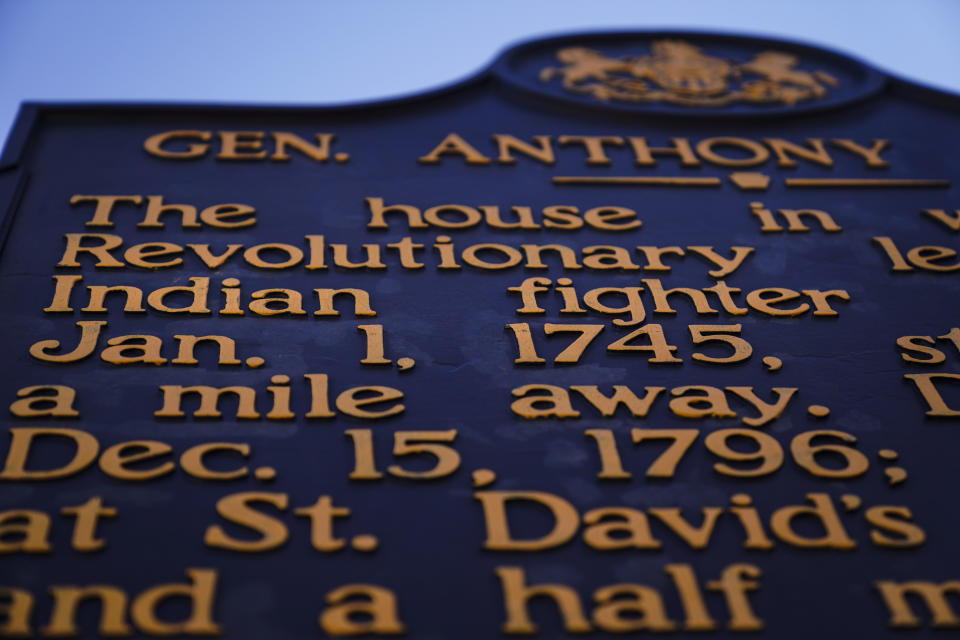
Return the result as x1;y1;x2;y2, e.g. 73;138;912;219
540;39;839;107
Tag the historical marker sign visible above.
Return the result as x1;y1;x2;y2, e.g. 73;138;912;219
1;31;959;638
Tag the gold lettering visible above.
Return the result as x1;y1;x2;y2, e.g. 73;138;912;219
876;580;960;628
60;497;117;552
418;133;491;165
557;135;624;165
319;584;406;635
129;569;221;635
763;138;833;167
696;137;769;167
0;510;51;553
476;490;579;551
0;428;99;481
904;373;960;416
59;233;125;267
9;385;79;418
218;131;267;160
45;585;130;636
70;195;143;227
155;385;259;419
0;588;32;636
497;566;591;634
493;134;554;165
831;138;890;167
769;493;856;549
99;441;174;481
334;386;405;419
144;130;211;158
270;132;334;162
204;492;288;551
313;288;376;317
628;137;699;166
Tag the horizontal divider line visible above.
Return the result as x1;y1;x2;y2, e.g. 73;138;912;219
785;178;950;188
552;176;951;189
552;176;721;186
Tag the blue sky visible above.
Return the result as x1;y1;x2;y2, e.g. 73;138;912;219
2;0;959;148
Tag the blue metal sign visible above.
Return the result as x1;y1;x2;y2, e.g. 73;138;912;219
1;31;959;638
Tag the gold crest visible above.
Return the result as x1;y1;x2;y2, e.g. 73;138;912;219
539;40;839;107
